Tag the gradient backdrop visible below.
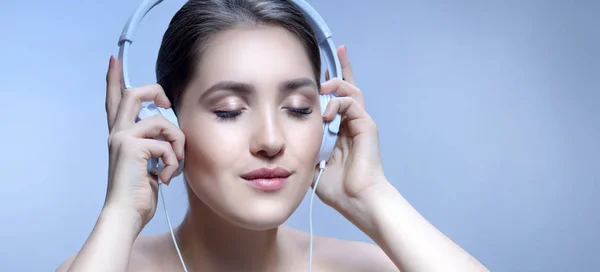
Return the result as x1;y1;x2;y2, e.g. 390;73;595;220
1;0;598;271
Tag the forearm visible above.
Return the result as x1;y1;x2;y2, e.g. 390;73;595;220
64;206;142;272
345;181;488;272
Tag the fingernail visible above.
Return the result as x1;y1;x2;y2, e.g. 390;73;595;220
110;55;117;69
339;46;349;63
108;55;113;68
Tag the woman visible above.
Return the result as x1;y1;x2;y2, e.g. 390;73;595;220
58;0;488;271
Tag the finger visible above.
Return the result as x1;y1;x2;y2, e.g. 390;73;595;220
113;84;172;132
320;78;365;109
323;97;375;137
106;56;122;131
323;97;367;121
338;45;355;85
139;139;179;184
128;114;185;160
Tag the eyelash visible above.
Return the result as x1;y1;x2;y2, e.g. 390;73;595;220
214;108;313;121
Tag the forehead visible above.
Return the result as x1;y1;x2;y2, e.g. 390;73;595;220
193;25;315;87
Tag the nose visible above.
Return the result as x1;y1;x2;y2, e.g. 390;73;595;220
249;109;285;159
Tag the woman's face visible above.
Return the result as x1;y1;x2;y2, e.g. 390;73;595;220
177;25;323;230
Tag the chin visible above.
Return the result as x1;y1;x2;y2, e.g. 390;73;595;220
230;202;293;230
186;177;305;231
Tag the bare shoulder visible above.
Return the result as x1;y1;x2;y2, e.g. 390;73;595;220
55;235;168;272
283;226;399;272
314;236;400;271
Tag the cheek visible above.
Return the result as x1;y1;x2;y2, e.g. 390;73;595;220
286;117;323;165
181;112;324;181
183;121;247;179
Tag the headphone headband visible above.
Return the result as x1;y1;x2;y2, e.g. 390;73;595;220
117;0;342;89
117;0;342;169
115;4;342;270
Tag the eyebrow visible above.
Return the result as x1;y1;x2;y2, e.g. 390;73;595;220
199;77;318;101
279;77;317;91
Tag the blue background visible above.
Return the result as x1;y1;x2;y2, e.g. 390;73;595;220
1;0;598;271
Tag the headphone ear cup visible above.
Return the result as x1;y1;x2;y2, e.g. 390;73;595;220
140;103;185;178
316;93;341;164
151;156;185;177
157;106;185;177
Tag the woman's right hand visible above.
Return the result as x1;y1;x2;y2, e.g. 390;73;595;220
56;56;185;272
103;55;185;231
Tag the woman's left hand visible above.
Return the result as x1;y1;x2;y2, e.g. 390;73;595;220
314;45;389;213
313;47;490;272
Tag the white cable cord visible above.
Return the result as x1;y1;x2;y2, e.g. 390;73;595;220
308;160;326;272
158;179;189;272
157;160;325;272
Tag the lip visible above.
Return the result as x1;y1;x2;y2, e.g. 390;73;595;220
241;167;292;191
241;167;292;180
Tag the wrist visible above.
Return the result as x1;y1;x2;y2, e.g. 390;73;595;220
339;179;400;237
99;204;145;239
66;204;143;271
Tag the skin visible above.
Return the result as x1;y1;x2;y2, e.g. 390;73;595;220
57;25;489;272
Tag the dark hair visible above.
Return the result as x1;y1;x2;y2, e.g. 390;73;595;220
156;0;321;113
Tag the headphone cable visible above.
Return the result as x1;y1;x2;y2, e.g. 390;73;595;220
309;160;327;272
159;160;326;272
158;180;189;272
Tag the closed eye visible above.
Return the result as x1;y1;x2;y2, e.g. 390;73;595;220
214;108;312;121
214;110;243;120
287;107;312;119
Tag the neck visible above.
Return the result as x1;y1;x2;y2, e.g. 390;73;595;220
175;191;289;271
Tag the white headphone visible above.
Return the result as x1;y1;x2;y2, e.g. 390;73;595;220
117;0;342;177
117;1;342;271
